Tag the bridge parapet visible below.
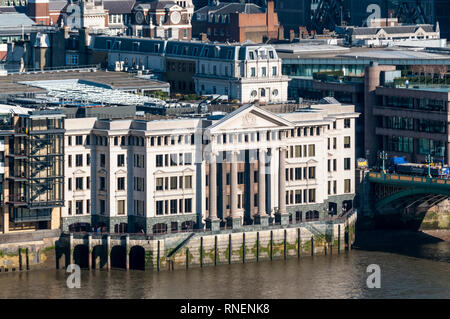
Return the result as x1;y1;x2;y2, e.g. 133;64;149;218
367;172;450;189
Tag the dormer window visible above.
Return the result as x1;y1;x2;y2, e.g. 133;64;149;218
269;50;274;59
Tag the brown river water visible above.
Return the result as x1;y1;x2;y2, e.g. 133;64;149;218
0;231;449;299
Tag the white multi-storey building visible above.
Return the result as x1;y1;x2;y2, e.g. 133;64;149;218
194;44;289;103
90;36;289;103
62;103;358;233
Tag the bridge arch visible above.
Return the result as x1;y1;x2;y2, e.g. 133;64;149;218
375;187;450;210
73;244;89;268
129;246;145;270
110;245;126;269
92;245;107;269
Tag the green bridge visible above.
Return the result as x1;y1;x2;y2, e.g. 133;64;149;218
360;171;450;229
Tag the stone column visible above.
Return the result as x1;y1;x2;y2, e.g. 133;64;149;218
206;153;220;232
255;148;268;226
125;234;130;271
87;234;92;270
228;150;241;228
277;146;289;226
2;208;8;234
106;234;111;271
69;233;74;266
221;155;227;221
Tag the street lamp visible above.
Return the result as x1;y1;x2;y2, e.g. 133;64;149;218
426;153;434;178
379;151;388;174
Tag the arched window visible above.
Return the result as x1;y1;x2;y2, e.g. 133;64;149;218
153;223;167;234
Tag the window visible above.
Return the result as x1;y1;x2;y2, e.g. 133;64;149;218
333;159;337;171
99;177;105;191
76;200;83;215
344;136;351;148
260;88;266;97
344;158;351;170
251;67;256;77
308;189;316;203
295;167;302;180
170;199;177;214
272;66;277;76
156;155;164;167
184;153;192;165
344;179;351;193
344;118;351;128
68;178;72;191
170;154;178;166
68;155;72;167
156;178;163;191
86;154;90;166
117;177;125;191
76;177;83;190
100;200;106;215
333;137;337;149
156;201;164;215
134;177;144;192
170;176;177;190
269;50;274;59
86;177;90;189
75;154;83;167
308;167;316;179
117;154;125;167
68;136;72;146
75;135;82;145
185;175;192;189
68;201;72;215
184;198;192;213
66;54;79;66
261;67;266;77
237;172;244;184
100;154;106;167
295;190;302;204
117;200;125;215
308;144;315;157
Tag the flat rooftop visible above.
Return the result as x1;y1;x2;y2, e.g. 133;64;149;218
278;45;450;62
0;70;170;94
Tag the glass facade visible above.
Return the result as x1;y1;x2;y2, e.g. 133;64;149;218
418;139;446;157
386;136;413;153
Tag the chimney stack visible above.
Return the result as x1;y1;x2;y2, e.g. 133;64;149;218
289;29;295;42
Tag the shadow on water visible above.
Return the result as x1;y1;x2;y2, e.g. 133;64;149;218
353;229;450;263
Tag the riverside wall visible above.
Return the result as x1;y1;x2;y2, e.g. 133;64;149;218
0;212;358;272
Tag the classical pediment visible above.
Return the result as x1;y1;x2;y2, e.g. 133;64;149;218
72;169;86;175
208;104;294;133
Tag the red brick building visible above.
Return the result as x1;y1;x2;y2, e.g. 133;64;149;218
192;1;281;43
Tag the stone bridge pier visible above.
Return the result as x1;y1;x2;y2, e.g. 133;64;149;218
56;233;158;271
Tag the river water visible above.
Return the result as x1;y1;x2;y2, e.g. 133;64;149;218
0;232;449;299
